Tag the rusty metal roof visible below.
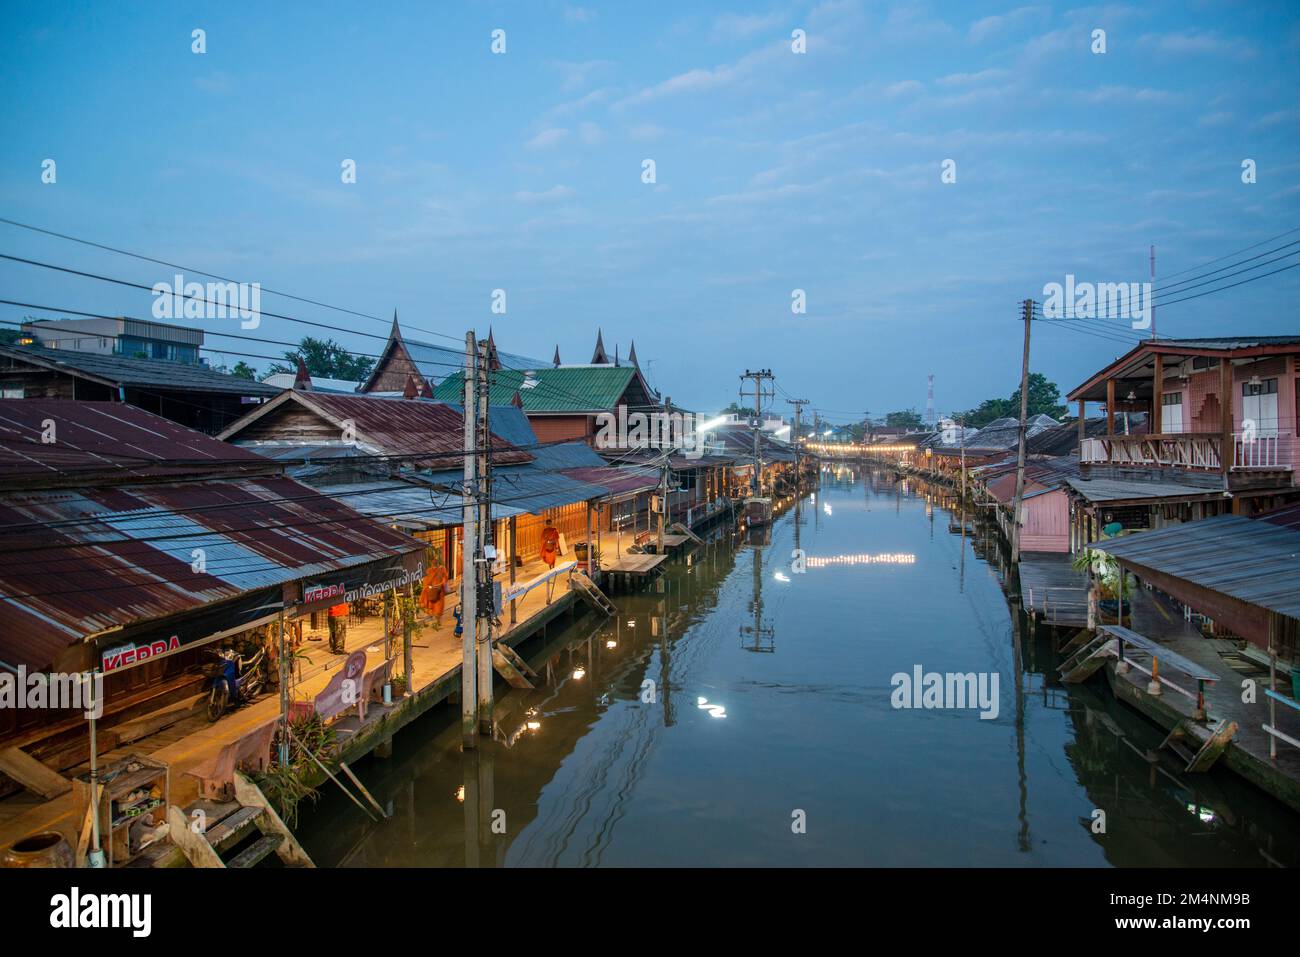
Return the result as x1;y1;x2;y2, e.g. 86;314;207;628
0;399;275;488
0;344;281;396
0;474;422;670
221;391;533;470
1091;514;1300;618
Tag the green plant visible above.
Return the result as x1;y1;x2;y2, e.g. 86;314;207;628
1072;547;1132;600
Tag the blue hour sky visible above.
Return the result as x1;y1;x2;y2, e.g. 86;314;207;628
1;1;1298;422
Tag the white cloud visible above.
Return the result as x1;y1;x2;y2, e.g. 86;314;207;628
712;12;785;40
629;123;666;142
515;185;577;204
526;128;569;149
578;122;605;145
1139;30;1255;60
968;6;1045;43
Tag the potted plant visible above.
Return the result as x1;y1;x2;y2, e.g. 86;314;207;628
1072;545;1132;622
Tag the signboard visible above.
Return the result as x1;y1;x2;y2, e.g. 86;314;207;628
96;586;282;674
296;551;425;614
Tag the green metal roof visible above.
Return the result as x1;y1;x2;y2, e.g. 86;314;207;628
433;365;639;413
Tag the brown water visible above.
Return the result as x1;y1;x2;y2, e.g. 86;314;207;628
296;466;1300;867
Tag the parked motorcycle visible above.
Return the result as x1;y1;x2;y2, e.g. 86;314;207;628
203;646;266;722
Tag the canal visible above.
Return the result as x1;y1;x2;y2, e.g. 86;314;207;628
296;465;1300;867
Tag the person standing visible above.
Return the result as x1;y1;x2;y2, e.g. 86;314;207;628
328;601;350;653
540;517;560;569
420;554;449;627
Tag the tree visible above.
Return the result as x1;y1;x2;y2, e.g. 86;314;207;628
954;373;1066;428
229;361;259;381
268;337;374;381
884;408;924;429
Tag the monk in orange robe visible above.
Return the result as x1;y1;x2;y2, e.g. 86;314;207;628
540;519;560;569
421;556;449;626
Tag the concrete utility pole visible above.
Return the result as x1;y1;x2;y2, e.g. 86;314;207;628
658;395;671;554
739;370;773;495
460;332;478;748
787;398;809;485
959;414;966;505
475;338;494;735
1010;299;1034;564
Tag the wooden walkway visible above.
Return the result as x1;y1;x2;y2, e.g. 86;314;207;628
1107;587;1300;811
1018;552;1090;627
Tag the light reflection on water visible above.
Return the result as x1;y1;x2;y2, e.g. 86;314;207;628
296;467;1300;868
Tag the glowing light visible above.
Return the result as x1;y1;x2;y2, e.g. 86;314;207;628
627;619;637;627
696;696;727;718
697;415;728;432
804;553;917;567
605;640;617;649
823;503;832;516
773;571;790;582
572;668;586;680
526;720;541;731
454;785;466;803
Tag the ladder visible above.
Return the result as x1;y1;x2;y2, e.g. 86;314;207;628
492;644;537;689
571;571;617;617
1058;635;1117;684
670;521;703;544
167;772;313;869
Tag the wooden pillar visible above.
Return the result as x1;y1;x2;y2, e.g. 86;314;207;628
1076;399;1085;456
508;515;518;626
1105;378;1116;436
1220;358;1233;477
1152;354;1163;434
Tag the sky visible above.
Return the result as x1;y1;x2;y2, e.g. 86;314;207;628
1;1;1298;425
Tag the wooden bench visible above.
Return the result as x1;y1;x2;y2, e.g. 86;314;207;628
288;650;368;725
359;657;397;721
183;718;278;801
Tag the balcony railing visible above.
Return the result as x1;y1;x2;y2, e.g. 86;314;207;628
1080;432;1294;472
1234;432;1293;470
1080;433;1221;470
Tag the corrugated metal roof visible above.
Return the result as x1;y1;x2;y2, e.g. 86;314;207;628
440;403;538;449
223;392;533;470
1066;472;1224;503
404;338;544;384
0;345;281;395
0;399;274;487
0;475;422;670
527;442;608;469
561;465;661;498
1148;336;1300;350
1091;515;1300;617
433;365;639;413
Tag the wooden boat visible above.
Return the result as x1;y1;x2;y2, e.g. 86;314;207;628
744;496;773;526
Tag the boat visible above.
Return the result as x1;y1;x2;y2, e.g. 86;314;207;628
744;495;773;526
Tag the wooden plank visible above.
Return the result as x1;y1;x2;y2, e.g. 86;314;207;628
204;805;264;852
233;771;315;867
113;693;206;745
167;804;225;868
226;833;283;869
492;649;535;689
1186;719;1238;773
0;746;72;799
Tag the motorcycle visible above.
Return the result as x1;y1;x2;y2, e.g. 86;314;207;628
203;646;266;722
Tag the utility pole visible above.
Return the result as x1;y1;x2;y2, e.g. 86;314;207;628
786;398;808;481
657;395;671;554
460;332;479;748
959;413;966;504
475;337;494;735
739;370;773;496
1149;244;1157;340
1010;299;1033;564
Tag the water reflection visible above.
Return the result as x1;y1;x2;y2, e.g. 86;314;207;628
297;466;1300;868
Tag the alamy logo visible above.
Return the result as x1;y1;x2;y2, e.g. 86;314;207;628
50;887;151;937
890;665;1000;720
1041;274;1151;330
151;272;261;329
594;405;718;460
0;667;103;719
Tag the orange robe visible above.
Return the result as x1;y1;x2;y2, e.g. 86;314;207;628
421;565;448;617
540;526;560;568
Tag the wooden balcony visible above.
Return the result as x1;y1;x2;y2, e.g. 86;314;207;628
1080;432;1295;476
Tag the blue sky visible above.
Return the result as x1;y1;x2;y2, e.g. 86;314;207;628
1;1;1298;422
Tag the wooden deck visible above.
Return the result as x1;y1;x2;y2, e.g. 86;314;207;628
1105;587;1300;812
603;553;669;576
1018;552;1090;627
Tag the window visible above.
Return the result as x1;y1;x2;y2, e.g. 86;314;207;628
1;387;23;399
1161;392;1184;434
1242;377;1279;437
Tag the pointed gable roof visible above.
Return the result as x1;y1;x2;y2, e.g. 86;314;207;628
294;357;312;391
553;344;562;368
485;328;501;372
591;328;609;365
628;340;639;369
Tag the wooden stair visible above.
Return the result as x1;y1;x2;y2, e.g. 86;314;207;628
1058;635;1117;684
571;572;617;617
167;772;314;868
670;522;702;544
492;648;534;689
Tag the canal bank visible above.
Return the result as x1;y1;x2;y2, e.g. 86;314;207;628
294;467;1300;866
